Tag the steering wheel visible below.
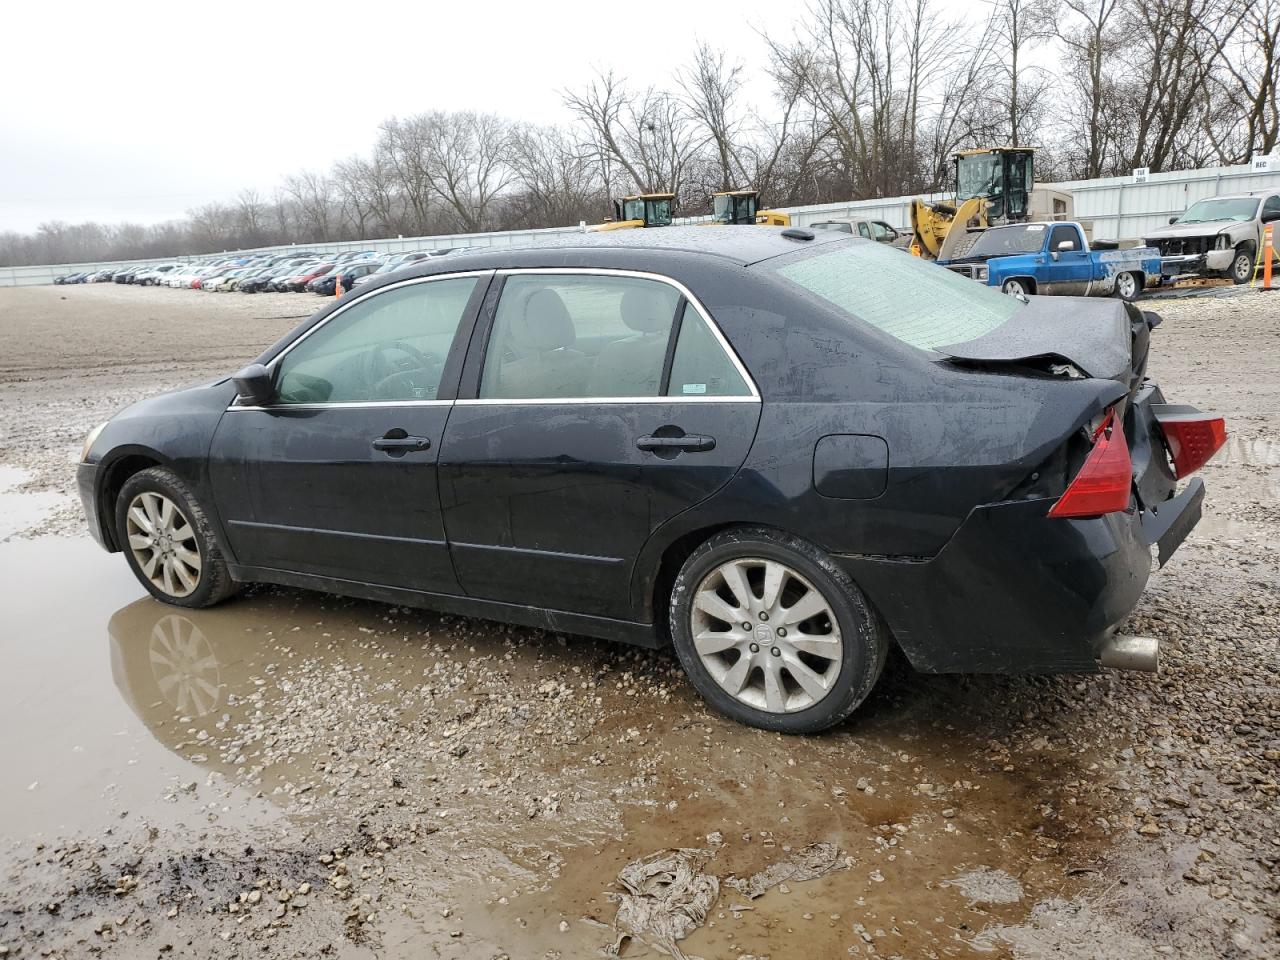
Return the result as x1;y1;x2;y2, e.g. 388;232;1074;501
363;340;441;399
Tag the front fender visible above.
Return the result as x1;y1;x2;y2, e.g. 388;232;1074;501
984;253;1044;289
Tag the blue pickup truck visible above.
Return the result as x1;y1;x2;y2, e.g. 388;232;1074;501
939;221;1161;301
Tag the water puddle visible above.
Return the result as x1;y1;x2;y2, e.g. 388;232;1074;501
1;533;1130;957
0;537;280;863
0;464;68;539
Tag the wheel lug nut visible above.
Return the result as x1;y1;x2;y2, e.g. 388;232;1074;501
777;627;787;637
758;612;769;622
771;647;781;657
742;622;752;631
748;643;760;653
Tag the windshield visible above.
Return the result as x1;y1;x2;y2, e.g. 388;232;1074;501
966;224;1048;258
1175;197;1259;224
712;195;732;223
772;241;1022;352
646;198;673;226
956;154;1001;201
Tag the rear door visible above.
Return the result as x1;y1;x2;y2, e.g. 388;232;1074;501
209;272;490;593
438;269;761;620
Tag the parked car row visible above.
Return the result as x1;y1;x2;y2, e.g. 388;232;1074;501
52;247;465;294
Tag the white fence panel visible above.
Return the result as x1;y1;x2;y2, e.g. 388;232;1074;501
3;161;1278;286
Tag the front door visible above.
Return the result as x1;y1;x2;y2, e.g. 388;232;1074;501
209;273;489;593
1039;224;1093;295
438;271;762;621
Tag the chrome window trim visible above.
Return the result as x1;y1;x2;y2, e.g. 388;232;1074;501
481;267;761;403
454;396;758;406
225;270;494;412
223;265;762;411
227;399;454;413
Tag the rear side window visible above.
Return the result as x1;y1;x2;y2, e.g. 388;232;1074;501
773;242;1022;352
666;303;752;397
480;275;680;400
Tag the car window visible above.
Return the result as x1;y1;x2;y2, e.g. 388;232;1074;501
275;277;478;404
1049;225;1081;251
871;222;894;240
857;223;872;239
772;241;1022;352
480;274;681;400
1263;195;1280;218
666;303;751;397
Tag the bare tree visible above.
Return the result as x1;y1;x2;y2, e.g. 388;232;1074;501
564;70;701;202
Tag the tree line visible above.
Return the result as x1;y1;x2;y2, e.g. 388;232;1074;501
4;0;1277;267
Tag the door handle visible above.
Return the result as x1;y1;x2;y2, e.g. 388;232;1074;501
636;434;716;453
372;435;432;452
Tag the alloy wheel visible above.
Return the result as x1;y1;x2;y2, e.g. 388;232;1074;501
125;491;202;598
1117;272;1136;299
691;557;843;713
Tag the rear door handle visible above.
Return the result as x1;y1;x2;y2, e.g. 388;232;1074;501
636;434;716;453
372;435;432;452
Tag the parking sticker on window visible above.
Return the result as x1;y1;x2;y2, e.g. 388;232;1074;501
682;383;708;394
1025;224;1045;231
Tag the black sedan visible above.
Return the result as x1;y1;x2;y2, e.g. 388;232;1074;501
77;228;1225;732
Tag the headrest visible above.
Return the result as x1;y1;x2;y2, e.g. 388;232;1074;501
620;287;671;334
515;288;576;351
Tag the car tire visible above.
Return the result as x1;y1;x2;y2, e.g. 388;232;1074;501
1113;271;1142;302
1001;277;1031;297
1230;244;1254;284
668;526;888;734
115;466;239;609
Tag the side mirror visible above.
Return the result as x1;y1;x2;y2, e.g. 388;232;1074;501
1169;216;1179;224
1057;239;1075;251
233;363;274;406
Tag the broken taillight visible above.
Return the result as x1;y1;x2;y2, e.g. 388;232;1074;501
1048;409;1132;519
1156;412;1227;478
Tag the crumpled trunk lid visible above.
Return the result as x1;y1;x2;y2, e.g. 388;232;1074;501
935;296;1152;394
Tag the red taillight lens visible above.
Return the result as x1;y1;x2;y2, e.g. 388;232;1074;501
1157;413;1226;478
1048;409;1133;519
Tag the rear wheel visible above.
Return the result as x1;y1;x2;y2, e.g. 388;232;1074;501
1230;245;1254;284
1113;271;1141;302
668;527;887;733
1002;277;1031;297
116;467;238;609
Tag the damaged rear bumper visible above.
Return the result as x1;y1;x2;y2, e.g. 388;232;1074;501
835;481;1203;675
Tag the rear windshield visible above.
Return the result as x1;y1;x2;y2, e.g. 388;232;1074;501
772;241;1022;351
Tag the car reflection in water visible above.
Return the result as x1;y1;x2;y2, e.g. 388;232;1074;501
108;597;270;767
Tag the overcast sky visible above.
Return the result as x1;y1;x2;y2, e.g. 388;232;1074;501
1;0;808;233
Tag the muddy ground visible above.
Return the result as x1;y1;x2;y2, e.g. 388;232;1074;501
0;282;1275;960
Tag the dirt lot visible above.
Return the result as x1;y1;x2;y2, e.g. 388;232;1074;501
0;282;1275;960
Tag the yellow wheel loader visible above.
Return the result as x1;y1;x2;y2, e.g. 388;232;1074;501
910;148;1040;260
708;189;791;226
589;193;676;231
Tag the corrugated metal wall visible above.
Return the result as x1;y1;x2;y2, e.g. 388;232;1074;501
4;161;1278;287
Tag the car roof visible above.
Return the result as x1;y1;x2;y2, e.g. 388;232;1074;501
1196;193;1268;201
398;225;847;278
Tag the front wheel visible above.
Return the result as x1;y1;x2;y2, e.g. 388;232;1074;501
668;527;887;733
1002;278;1031;298
1113;271;1142;302
1230;246;1254;284
116;467;238;608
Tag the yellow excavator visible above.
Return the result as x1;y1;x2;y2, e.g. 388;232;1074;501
708;189;791;226
910;147;1042;260
589;193;676;231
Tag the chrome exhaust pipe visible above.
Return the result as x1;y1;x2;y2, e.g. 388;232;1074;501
1098;634;1160;673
